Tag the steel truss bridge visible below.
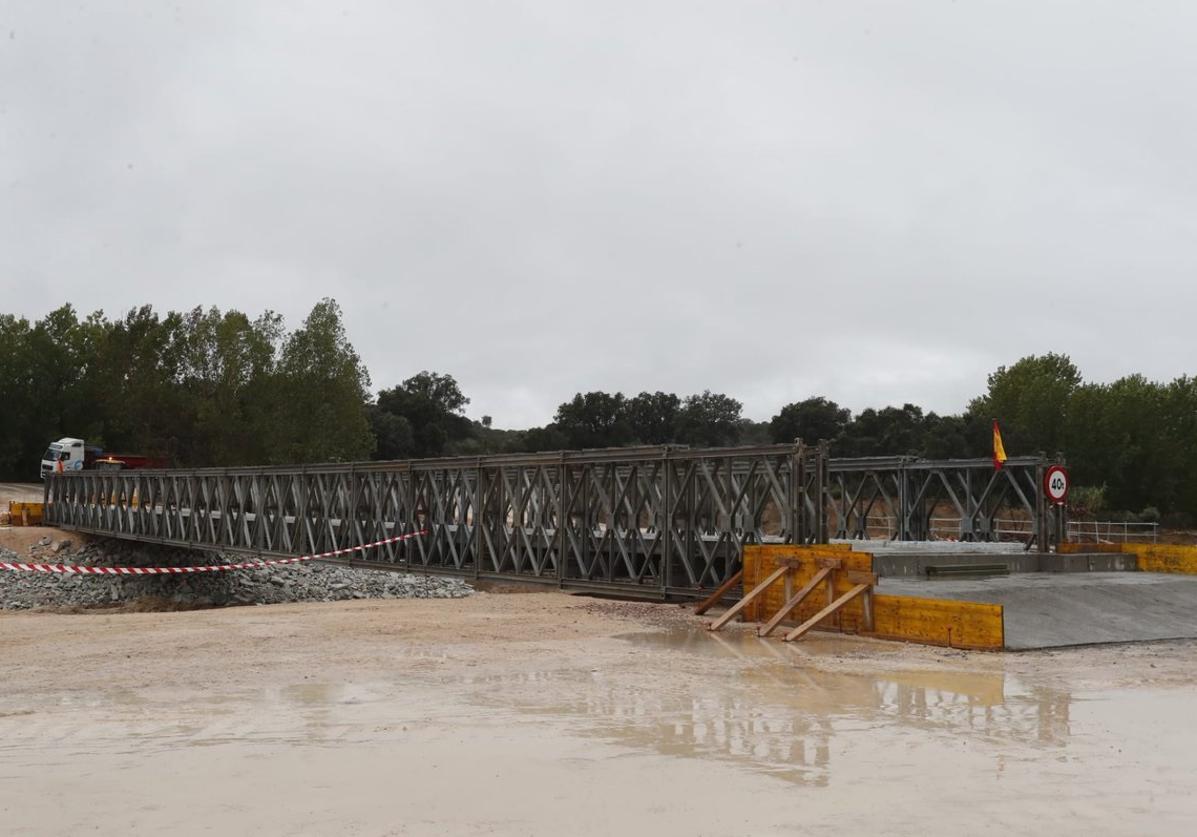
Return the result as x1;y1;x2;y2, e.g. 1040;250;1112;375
828;454;1061;544
43;444;1061;598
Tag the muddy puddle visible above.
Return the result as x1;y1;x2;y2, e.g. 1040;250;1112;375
2;615;1195;835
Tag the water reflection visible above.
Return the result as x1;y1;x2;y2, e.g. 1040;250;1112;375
453;628;1072;786
2;627;1073;787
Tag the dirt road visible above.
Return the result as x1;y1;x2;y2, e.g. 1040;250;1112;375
2;592;1195;835
0;482;43;504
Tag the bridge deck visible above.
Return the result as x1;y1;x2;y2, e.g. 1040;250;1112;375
879;572;1197;649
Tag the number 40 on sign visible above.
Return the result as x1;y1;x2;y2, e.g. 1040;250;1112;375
1044;465;1069;505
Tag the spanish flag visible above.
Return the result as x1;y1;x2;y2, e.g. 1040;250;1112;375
992;420;1007;470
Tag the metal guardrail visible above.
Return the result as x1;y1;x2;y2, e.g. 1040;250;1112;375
1067;520;1159;544
852;516;1042;543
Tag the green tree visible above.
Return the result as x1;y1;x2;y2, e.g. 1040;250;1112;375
1163;377;1197;516
839;404;927;457
736;419;773;446
368;407;416;460
90;306;192;459
0;313;36;477
554;392;632;449
521;424;569;452
374;371;473;458
6;300;1197;523
970;353;1081;456
397;371;469;414
271;299;373;463
0;300;371;476
179;306;284;465
627;391;681;445
1066;376;1170;512
769;397;850;445
919;413;979;459
675;391;742;447
15;306;115;467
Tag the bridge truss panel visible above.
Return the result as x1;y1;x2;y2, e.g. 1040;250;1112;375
43;444;827;597
827;455;1060;549
43;445;1059;597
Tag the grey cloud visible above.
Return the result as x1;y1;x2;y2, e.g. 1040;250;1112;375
2;1;1194;427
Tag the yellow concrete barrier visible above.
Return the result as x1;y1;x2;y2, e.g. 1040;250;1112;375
6;501;44;526
1061;541;1197;574
742;545;872;625
871;595;1004;651
741;545;1005;650
1121;543;1197;574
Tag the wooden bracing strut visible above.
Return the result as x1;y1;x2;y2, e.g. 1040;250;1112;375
783;576;874;642
708;566;788;631
693;569;743;616
704;554;876;642
758;564;833;638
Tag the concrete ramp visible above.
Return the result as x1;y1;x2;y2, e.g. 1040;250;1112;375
878;572;1197;650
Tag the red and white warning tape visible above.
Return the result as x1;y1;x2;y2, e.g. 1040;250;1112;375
0;531;426;575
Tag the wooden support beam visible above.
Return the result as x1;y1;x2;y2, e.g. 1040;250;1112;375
693;569;744;616
843;570;877;586
758;567;832;637
825;570;836;630
783;583;871;642
844;571;878;632
708;565;789;631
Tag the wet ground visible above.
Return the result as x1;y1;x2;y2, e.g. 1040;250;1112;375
0;482;43;504
2;593;1195;835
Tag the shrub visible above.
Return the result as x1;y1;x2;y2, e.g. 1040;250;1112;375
1068;485;1106;518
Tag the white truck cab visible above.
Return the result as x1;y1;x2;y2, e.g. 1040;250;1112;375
39;438;99;479
39;438;163;479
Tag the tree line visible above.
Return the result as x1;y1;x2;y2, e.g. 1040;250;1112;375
2;304;1193;524
0;301;373;476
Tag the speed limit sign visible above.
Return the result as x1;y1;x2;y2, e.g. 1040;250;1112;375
1044;465;1069;505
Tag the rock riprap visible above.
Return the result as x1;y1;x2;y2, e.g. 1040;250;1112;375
0;538;471;610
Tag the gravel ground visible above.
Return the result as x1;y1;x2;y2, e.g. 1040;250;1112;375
0;536;471;611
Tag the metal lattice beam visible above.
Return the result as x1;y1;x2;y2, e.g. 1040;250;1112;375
42;445;1058;597
44;443;828;597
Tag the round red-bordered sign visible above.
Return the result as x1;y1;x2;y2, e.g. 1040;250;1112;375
1044;465;1069;504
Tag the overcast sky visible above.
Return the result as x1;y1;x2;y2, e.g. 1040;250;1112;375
2;2;1194;428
